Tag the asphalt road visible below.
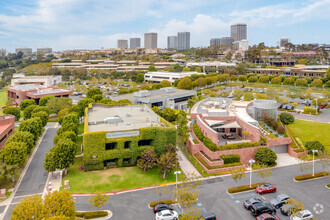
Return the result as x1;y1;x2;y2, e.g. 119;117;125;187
73;162;329;220
2;127;57;220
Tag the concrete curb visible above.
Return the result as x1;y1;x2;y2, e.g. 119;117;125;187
76;210;113;219
293;175;329;182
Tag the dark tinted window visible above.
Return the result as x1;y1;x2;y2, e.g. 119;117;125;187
138;139;152;146
105;142;116;150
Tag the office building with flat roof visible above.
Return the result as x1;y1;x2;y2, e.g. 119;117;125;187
117;40;128;49
0;115;15;150
234;40;249;51
178;32;190;50
220;37;235;46
37;48;52;54
83;104;176;170
167;36;178;49
210;38;221;47
231;23;247;41
144;71;202;84
110;87;196;110
11;75;62;87
130;38;141;49
15;48;32;56
144;32;157;49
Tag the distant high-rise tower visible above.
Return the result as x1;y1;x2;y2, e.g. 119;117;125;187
130;38;141;49
230;24;247;41
220;37;235;46
210;38;221;47
177;32;190;50
117;39;128;49
280;38;290;47
144;32;157;49
167;36;178;49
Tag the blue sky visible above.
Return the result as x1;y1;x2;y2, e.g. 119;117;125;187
0;0;329;52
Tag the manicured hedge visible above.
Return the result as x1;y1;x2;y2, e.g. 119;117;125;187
149;199;175;208
193;139;199;144
228;182;267;194
304;106;318;114
294;172;328;181
75;211;108;219
194;154;243;170
218;141;259;150
220;154;240;164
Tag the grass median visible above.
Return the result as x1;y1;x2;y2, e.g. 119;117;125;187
228;182;267;194
294;172;328;181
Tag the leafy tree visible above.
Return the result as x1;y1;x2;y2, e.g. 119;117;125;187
177;113;189;143
310;79;323;88
32;106;50;116
39;95;55;106
160;80;171;87
0;162;19;183
60;113;79;125
89;192;109;214
182;67;190;72
44;138;76;172
238;75;247;82
259;76;269;83
20;99;36;111
23;105;38;119
87;88;102;99
177;77;192;90
161;108;179;122
231;168;246;189
297;59;308;65
3;106;20;121
19;117;43;141
77;98;94;117
137;148;158;172
248;76;258;83
283;77;295;85
93;94;103;102
305;141;325;154
158;152;178;179
255;148;277;166
43;190;75;219
326;67;330;80
254;163;272;183
136;73;145;83
7;131;35;153
11;195;44;220
230;75;237;81
99;98;112;104
1;142;27;167
53;131;77;144
148;65;157;71
173;79;180;87
279;112;294;125
31;111;49;127
295;78;308;87
284;199;305;217
271;77;281;84
46;97;72;114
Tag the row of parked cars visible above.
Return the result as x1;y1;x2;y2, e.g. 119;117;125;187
153;203;217;220
244;184;314;220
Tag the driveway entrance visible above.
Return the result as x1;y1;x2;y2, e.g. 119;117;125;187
276;153;301;167
269;144;288;153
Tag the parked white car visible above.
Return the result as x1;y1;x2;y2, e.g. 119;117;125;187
290;210;314;220
155;209;178;220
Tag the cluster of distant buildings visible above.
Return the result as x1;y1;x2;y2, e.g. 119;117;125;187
210;23;249;51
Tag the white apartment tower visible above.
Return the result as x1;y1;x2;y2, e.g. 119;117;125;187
117;40;128;49
230;23;247;41
130;38;141;49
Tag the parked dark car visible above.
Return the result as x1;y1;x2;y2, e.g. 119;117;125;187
256;184;277;194
256;213;280;220
201;211;217;220
280;204;301;216
250;203;276;216
269;194;290;208
153;203;173;213
244;198;263;210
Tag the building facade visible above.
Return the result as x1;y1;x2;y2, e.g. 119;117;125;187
210;38;221;47
37;48;52;54
144;71;202;84
220;37;235;46
230;23;247;41
0;115;15;150
144;32;157;49
83;104;176;170
234;40;249;51
130;38;141;49
15;48;32;56
177;32;190;50
117;40;128;49
11;75;62;87
167;36;178;49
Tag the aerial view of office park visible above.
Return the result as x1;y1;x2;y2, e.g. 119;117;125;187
0;0;329;219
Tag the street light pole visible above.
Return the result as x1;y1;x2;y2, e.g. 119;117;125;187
312;150;318;176
316;99;318;114
174;171;181;201
249;159;255;188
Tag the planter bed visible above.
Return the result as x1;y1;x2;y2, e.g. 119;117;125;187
75;211;108;219
149;199;175;208
194;154;242;170
294;172;328;181
228;182;267;194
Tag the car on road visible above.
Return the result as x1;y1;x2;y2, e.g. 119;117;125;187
269;194;290;208
280;204;301;216
250;202;276;216
153;203;173;213
289;210;314;220
256;213;280;220
155;209;178;220
319;103;328;109
243;198;263;210
256;184;277;194
201;211;217;220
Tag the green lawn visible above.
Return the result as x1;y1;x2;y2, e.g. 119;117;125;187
76;136;83;155
78;123;84;135
288;119;330;152
0;88;8;115
62;157;183;193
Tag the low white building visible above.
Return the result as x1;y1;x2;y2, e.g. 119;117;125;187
144;71;203;84
11;75;62;87
233;40;249;51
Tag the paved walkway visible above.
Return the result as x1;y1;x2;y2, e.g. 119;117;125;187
276;153;302;167
176;147;201;178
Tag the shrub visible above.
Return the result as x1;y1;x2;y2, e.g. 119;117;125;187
218;142;259;151
7;131;35;153
304;141;325;154
39;95;55;106
276;125;285;134
248;76;258;83
259;76;269;83
75;211;108;219
255;148;277;166
295;78;308;87
304;106;318;114
227;182;267;193
193;139;199;144
294;172;328;181
238;75;247;82
32;106;50;116
220;154;240;164
53;131;77;144
57;122;78;135
195;154;243;170
20;99;36;111
192;123;204;141
280;112;294;125
260;136;267;146
31;111;49;127
149;199;175;208
203;137;217;151
23;105;38;119
3;106;20;121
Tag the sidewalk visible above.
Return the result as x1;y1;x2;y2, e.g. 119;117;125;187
176;147;201;178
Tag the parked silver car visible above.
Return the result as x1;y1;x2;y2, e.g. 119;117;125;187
155;210;178;220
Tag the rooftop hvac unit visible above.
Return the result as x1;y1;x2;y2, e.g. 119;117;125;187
126;113;131;117
104;117;123;124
